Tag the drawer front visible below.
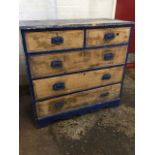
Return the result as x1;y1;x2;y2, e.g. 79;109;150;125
36;83;121;118
29;46;127;78
86;28;130;47
25;30;84;52
33;66;123;100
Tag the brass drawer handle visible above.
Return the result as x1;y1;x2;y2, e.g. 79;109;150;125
53;102;64;109
104;53;114;61
53;82;65;91
102;74;111;80
51;36;64;45
51;60;63;69
100;92;109;98
104;33;115;41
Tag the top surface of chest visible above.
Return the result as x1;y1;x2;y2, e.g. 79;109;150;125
20;18;132;29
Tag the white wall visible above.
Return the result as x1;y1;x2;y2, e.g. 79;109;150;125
19;0;116;85
19;0;116;20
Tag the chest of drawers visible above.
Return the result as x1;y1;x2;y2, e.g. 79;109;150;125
20;19;133;128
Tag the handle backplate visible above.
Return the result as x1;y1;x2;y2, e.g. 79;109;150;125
51;60;63;69
104;33;115;41
104;53;114;61
51;36;64;45
53;82;65;91
102;74;111;80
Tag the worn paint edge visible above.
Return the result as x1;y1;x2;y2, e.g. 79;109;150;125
20;23;133;31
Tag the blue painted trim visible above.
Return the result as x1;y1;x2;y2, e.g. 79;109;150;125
83;29;86;48
28;48;83;55
36;99;120;128
25;43;128;55
32;64;124;80
119;26;133;98
81;43;128;51
35;82;121;102
20;31;38;121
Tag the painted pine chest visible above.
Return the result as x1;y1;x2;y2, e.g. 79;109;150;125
20;19;133;128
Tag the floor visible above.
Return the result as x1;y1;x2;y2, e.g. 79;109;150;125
19;69;135;155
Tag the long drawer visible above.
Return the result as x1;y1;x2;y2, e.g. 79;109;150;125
86;27;130;47
25;30;84;52
36;83;121;118
29;46;127;78
33;66;123;100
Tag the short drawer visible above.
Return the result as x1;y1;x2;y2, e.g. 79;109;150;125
36;83;121;118
86;27;130;47
33;66;123;100
29;46;127;78
25;30;84;52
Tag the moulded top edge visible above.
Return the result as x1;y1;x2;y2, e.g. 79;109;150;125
19;18;133;30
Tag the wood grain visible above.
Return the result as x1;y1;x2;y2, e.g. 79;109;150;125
25;30;84;52
29;46;127;78
33;66;123;100
36;83;121;118
86;27;130;47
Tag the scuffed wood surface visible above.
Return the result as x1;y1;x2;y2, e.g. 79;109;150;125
36;83;121;118
25;30;84;52
29;46;127;78
33;66;123;100
86;27;130;47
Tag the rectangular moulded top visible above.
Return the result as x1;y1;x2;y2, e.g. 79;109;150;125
20;18;133;30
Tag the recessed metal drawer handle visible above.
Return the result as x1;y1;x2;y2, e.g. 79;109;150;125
53;82;65;91
51;36;64;45
104;53;114;61
51;60;63;69
53;102;64;109
100;92;109;98
104;33;115;41
102;74;111;80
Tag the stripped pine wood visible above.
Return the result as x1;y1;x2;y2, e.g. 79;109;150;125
25;30;84;52
29;46;127;78
86;27;130;47
36;83;121;118
33;66;123;100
